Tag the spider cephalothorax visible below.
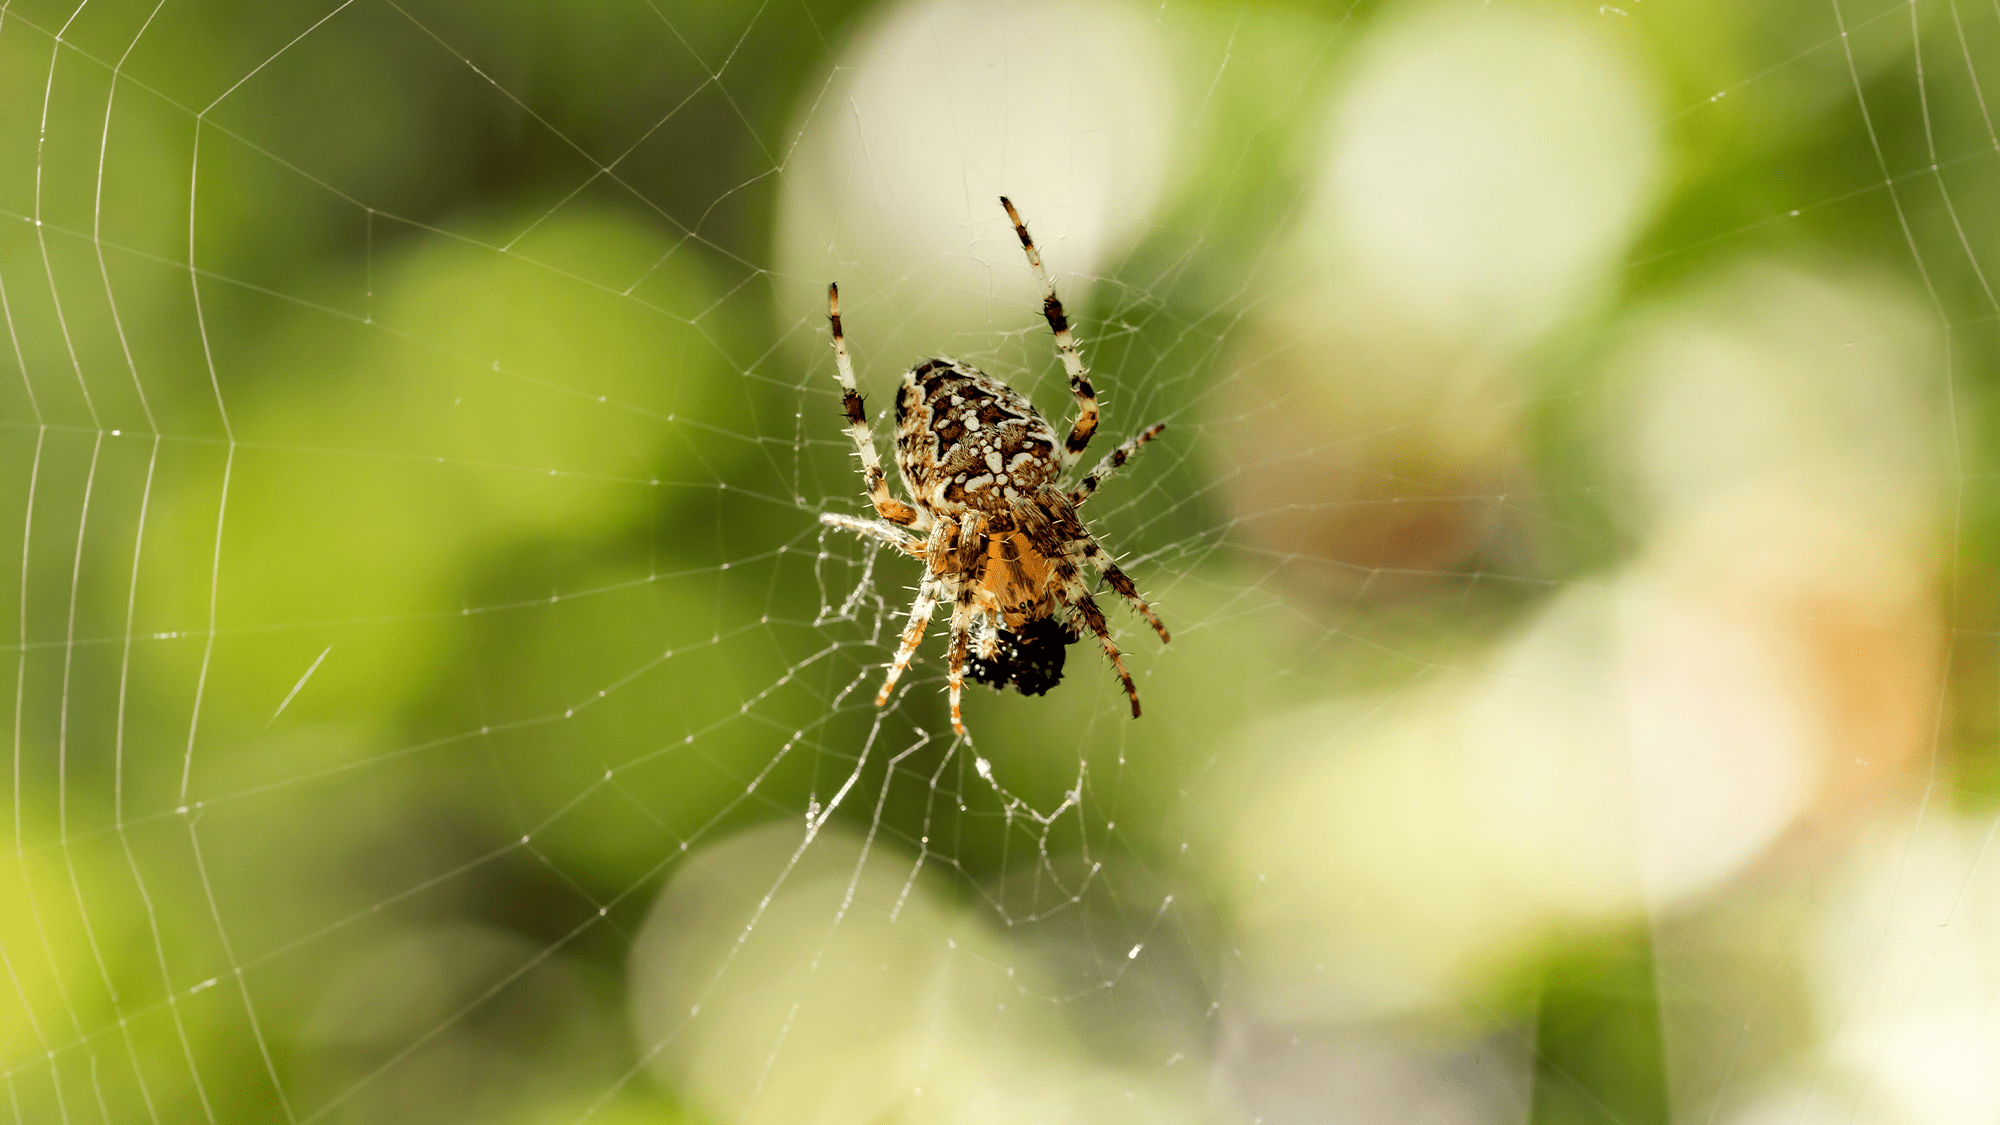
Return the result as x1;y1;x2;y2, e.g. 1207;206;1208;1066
819;197;1171;734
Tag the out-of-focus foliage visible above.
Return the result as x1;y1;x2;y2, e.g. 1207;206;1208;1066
2;0;1997;1123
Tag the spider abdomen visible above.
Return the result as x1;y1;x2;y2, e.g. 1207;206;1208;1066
894;358;1062;516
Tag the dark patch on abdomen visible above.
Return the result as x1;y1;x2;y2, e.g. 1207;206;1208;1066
968;615;1077;697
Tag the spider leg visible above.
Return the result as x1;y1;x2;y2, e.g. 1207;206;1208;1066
942;516;987;735
945;592;977;736
1072;538;1171;644
1069;422;1166;506
1000;197;1096;471
829;283;927;529
1049;555;1142;718
819;512;926;557
876;571;946;707
976;607;1003;660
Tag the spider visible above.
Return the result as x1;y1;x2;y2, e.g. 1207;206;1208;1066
819;197;1171;736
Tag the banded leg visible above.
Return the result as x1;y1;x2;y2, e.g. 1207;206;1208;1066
1050;556;1142;718
942;516;987;734
819;512;925;558
975;607;1004;661
829;283;924;528
877;572;946;706
1070;422;1166;506
1000;197;1096;470
1072;539;1170;643
945;593;978;735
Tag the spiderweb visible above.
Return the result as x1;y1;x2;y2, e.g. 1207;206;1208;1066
2;0;1996;1122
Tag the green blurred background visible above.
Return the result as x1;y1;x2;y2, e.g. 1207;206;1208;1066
3;0;1999;1122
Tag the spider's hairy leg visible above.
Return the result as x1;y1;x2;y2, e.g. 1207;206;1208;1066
945;595;976;736
1050;555;1142;718
999;197;1097;470
1071;538;1171;644
828;283;925;528
819;512;926;558
942;517;986;736
877;571;946;707
975;607;1003;661
1069;422;1167;506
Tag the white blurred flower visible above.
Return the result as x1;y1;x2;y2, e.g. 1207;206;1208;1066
774;0;1174;387
1716;816;2000;1125
1215;4;1664;593
1611;259;1942;537
1213;467;1935;1022
1312;4;1662;341
629;822;1205;1125
1218;1015;1533;1125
